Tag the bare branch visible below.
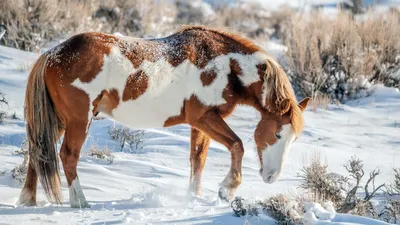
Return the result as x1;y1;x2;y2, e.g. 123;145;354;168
364;168;384;201
0;92;8;105
366;184;385;201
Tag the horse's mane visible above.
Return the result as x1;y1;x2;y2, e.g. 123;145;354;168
179;25;262;53
180;26;303;135
263;58;303;136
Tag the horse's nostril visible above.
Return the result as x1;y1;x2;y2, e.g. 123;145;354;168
259;168;263;175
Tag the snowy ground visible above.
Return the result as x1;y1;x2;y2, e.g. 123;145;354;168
0;42;399;224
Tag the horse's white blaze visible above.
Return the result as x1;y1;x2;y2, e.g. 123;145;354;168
72;46;270;128
69;178;89;208
261;124;296;183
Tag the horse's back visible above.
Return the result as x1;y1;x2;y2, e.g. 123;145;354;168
42;29;267;128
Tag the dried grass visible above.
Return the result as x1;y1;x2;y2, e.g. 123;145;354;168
284;11;400;102
0;0;94;51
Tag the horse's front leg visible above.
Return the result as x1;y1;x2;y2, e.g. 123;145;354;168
190;110;244;202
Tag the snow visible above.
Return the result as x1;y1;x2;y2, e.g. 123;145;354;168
0;41;399;224
304;202;392;225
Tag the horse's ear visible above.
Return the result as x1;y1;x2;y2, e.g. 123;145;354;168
280;99;291;115
298;97;311;112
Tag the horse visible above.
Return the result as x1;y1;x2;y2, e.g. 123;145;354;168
17;26;310;208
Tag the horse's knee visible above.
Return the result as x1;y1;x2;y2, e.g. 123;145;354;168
230;140;244;158
60;148;79;164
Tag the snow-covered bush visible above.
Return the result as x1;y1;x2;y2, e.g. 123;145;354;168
233;156;396;223
298;156;350;205
283;11;400;102
87;145;115;164
11;165;27;184
262;195;304;225
298;155;384;214
231;195;304;224
108;125;144;151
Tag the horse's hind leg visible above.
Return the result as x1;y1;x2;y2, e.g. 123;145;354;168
18;129;65;206
60;120;89;208
189;128;210;196
17;159;38;206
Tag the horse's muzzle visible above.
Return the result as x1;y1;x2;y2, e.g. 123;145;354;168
260;168;279;184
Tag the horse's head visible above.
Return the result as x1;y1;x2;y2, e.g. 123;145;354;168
254;97;310;184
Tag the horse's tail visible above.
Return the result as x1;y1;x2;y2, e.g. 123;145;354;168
25;54;62;204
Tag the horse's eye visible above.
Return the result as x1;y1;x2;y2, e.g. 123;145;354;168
275;133;282;139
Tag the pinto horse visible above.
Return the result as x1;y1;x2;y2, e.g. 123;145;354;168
18;26;310;208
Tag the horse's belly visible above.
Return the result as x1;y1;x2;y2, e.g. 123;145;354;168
110;94;185;128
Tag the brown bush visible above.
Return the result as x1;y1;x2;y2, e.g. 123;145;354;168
0;0;93;51
283;11;400;102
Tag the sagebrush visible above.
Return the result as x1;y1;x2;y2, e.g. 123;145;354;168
233;155;397;223
87;144;114;164
283;11;400;102
108;125;144;151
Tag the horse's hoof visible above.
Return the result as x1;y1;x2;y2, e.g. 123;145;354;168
218;186;233;202
17;189;37;206
16;199;37;207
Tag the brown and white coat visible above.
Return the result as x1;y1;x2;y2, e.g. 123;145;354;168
19;26;310;208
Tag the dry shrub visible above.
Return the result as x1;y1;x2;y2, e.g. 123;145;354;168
10;139;29;184
93;0;177;38
298;154;386;215
234;156;395;223
214;2;270;37
379;199;400;223
231;195;304;225
363;13;400;89
298;153;350;206
262;195;304;225
11;165;28;184
0;111;6;124
310;94;331;111
175;0;215;25
0;0;291;53
387;168;400;195
87;144;114;164
284;11;400;102
0;0;94;51
108;125;144;151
